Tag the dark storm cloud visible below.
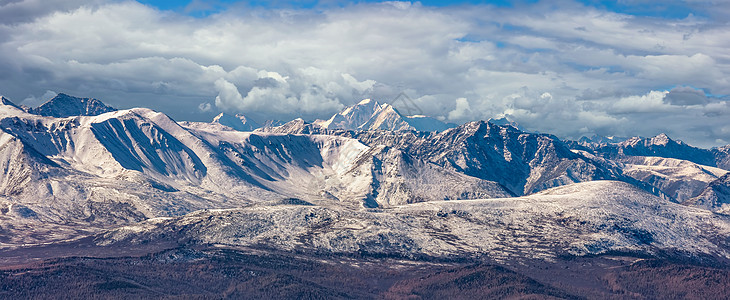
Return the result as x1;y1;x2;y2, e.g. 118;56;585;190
664;86;709;106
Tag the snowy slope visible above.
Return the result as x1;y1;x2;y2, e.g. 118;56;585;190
620;156;728;202
256;118;327;135
314;98;382;130
0;96;21;110
95;181;730;263
567;133;730;204
687;173;730;214
0;96;513;247
0;103;280;245
187;125;511;209
269;119;635;196
266;110;645;198
715;145;730;170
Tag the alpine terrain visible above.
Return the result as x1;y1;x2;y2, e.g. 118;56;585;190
2;94;730;299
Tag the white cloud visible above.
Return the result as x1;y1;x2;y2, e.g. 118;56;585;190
664;86;709;106
0;0;729;147
214;78;245;111
0;0;101;24
609;90;673;114
198;102;212;112
448;97;472;121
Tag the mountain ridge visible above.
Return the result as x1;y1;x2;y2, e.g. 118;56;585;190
1;92;730;266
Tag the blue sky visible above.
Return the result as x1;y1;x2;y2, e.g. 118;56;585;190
138;0;521;9
1;0;729;147
138;0;702;18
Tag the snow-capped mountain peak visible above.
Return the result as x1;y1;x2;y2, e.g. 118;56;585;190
314;99;453;132
649;133;672;146
28;93;116;118
315;98;382;130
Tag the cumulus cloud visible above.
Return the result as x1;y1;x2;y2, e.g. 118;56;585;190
0;0;729;147
664;86;709;106
609;90;674;114
214;78;245;111
447;97;472;121
489;89;730;148
213;67;370;119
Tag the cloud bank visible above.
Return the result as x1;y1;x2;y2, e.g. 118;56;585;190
1;0;729;147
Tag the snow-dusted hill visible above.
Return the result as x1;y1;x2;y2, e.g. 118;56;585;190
619;156;728;202
95;181;730;262
687;173;730;214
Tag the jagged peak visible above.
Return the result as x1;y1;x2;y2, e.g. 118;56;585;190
0;96;21;109
434;120;495;140
340;98;381;116
460;120;494;132
649;133;680;146
30;93;116;118
378;102;400;113
619;133;684;148
316;99;449;132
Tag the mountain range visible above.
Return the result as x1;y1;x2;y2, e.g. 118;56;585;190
2;93;730;298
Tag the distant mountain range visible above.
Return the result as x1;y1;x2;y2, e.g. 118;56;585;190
203;98;455;133
2;93;730;298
